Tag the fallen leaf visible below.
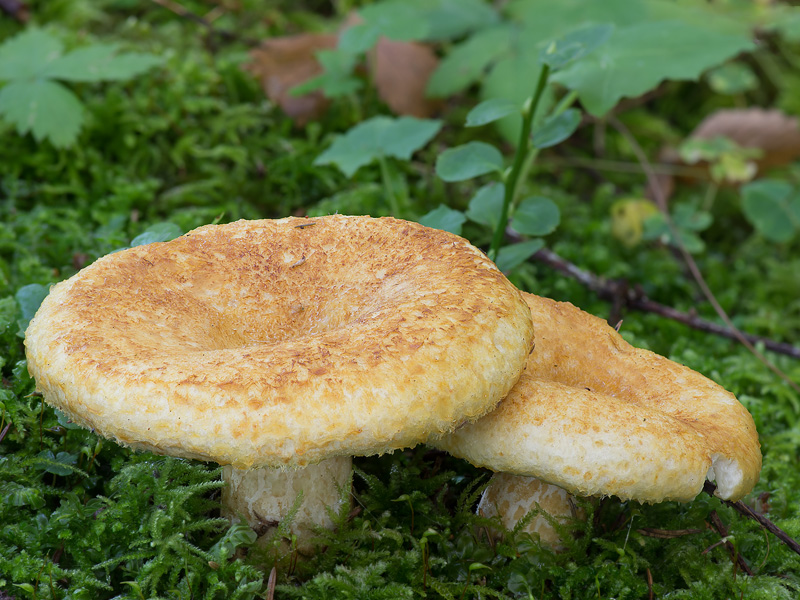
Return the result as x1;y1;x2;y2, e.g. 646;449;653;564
369;38;441;118
652;108;800;203
245;33;337;125
246;12;441;125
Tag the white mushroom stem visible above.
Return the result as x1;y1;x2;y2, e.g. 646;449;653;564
221;456;352;552
478;473;586;551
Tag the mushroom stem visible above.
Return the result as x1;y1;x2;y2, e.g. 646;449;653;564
221;456;352;552
478;473;586;551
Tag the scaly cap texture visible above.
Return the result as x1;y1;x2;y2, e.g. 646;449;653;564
435;293;761;502
25;216;534;468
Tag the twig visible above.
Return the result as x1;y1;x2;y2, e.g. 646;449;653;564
149;0;259;46
0;422;11;445
607;115;800;394
704;481;800;557
706;509;754;576
637;527;704;539
0;0;28;21
531;246;800;360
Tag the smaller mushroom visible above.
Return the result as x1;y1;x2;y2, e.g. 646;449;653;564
434;293;762;548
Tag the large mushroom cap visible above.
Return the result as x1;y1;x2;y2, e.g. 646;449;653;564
435;293;761;503
25;216;534;469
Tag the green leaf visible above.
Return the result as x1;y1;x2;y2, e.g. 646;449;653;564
16;283;49;335
511;196;561;236
435;142;504;182
495;239;545;272
531;108;581;148
552;20;754;116
418;205;467;235
40;43;162;82
130;222;183;247
465;98;520;127
0;80;84;147
16;283;49;324
642;204;712;253
338;24;382;54
423;0;500;40
539;24;614;70
357;1;431;42
741;180;800;243
466;183;505;228
0;28;63;80
34;449;79;476
427;25;513;97
315;117;442;177
482;57;553;143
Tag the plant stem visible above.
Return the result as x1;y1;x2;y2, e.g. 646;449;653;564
489;64;550;261
511;90;580;212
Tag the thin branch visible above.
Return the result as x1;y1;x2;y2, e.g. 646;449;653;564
531;246;800;360
607;115;800;394
704;481;800;558
0;0;28;21
706;509;754;576
149;0;259;46
637;527;704;539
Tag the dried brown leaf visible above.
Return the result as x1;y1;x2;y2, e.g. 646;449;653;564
245;33;337;125
370;39;441;118
652;108;800;202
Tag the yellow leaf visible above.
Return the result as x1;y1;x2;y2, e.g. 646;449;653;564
611;199;658;247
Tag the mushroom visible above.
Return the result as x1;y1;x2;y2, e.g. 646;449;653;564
434;293;762;548
24;216;534;551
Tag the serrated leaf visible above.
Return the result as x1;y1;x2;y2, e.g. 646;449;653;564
465;98;519;127
741;180;800;243
552;20;754;116
418;205;467;235
0;28;63;80
531;108;581;148
436;142;504;182
0;80;84;147
315;116;442;177
466;183;504;228
495;239;545;272
40;43;162;82
511;196;560;236
539;24;614;71
427;25;513;97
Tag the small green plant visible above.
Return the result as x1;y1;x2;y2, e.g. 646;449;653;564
314;115;442;215
0;27;161;148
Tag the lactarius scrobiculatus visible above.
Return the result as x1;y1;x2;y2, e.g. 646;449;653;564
24;216;536;553
434;292;761;549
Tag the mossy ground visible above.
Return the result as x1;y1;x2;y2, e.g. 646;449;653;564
2;2;800;598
